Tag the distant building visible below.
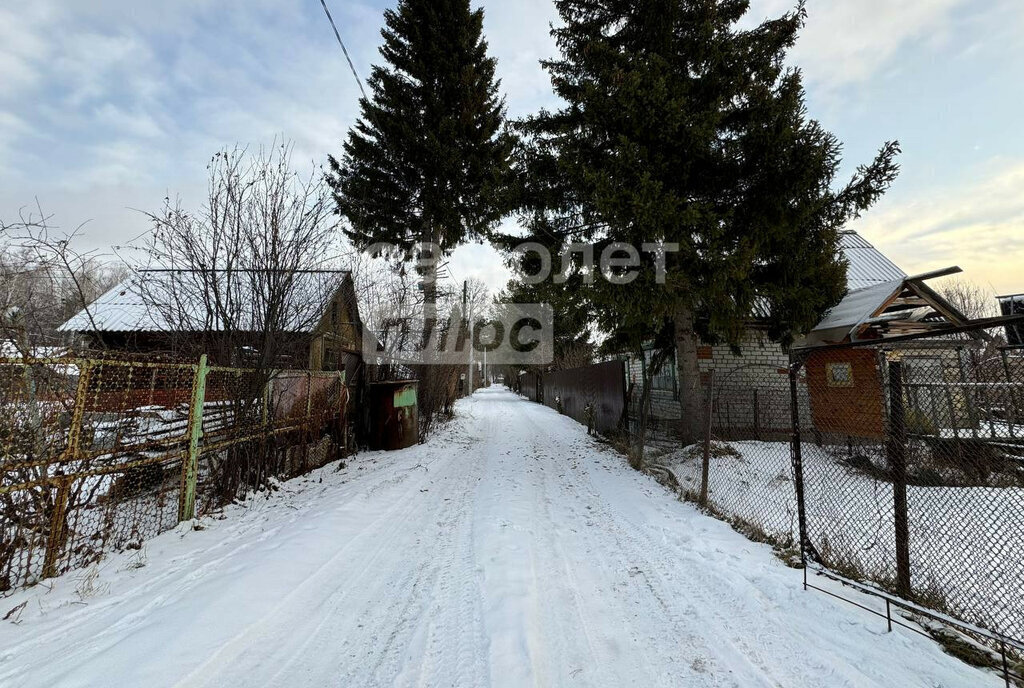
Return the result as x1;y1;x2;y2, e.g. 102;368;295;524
997;294;1024;347
59;269;367;382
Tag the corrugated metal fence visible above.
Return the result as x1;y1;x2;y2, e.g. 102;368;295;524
535;361;627;435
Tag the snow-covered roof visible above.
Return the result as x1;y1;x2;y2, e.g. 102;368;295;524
59;270;349;335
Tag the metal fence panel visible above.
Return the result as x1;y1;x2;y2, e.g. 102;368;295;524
658;363;804;548
520;372;542;403
542;361;626;434
618;331;1023;670
795;341;1024;655
1;356;348;594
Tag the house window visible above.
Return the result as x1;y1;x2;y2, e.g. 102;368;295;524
826;362;854;388
644;348;677;395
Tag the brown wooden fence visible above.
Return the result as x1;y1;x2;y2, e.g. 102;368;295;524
1;356;348;594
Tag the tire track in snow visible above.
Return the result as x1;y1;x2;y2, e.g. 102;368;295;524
404;415;492;688
176;446;480;688
534;418;885;687
515;410;710;687
0;389;999;688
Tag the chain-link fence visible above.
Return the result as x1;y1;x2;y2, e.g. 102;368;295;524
624;331;1024;678
1;355;348;594
644;361;806;552
794;338;1024;666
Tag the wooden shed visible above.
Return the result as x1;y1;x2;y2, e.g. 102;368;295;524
797;267;987;440
805;347;886;439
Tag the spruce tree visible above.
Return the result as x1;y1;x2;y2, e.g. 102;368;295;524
513;0;900;444
329;0;511;328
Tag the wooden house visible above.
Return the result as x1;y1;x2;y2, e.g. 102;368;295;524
59;270;366;373
58;270;369;414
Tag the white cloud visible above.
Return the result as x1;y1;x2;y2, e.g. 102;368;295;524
0;112;31;178
745;0;969;87
0;4;55;97
92;104;165;140
3;0;1022;305
851;159;1024;295
0;0;378;237
479;0;559;117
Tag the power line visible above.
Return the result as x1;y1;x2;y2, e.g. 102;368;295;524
319;0;367;101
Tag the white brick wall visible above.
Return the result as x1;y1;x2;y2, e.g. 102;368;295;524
626;326;814;437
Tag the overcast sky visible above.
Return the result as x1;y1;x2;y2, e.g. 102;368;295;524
2;0;1023;296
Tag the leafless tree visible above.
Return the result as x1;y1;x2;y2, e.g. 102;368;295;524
134;143;340;369
0;208;127;584
937;278;1011;382
344;246;470;440
1;207;124;357
127;142;345;498
940;278;998;321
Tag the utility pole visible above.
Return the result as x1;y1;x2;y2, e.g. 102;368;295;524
464;280;473;395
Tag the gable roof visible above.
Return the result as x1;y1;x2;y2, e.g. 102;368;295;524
797;267;989;348
59;270;354;335
751;230;905;320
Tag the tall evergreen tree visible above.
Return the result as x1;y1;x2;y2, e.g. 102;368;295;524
512;0;900;444
498;276;597;371
329;0;512;327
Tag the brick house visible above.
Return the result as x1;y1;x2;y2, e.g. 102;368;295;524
627;231;909;440
628;229;1005;443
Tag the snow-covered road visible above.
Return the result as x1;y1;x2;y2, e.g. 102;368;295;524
0;387;997;687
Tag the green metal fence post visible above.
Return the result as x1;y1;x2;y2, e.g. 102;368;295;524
179;354;209;522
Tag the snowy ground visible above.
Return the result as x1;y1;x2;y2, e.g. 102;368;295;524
664;440;1024;643
0;387;999;687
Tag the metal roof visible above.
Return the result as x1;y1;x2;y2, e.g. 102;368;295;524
796;266;986;348
59;270;348;334
806;279;906;344
839;230;906;291
751;231;905;320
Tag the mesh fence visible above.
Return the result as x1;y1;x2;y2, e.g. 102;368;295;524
795;341;1024;655
643;362;805;551
627;334;1024;665
0;356;348;593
